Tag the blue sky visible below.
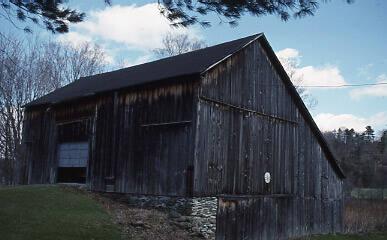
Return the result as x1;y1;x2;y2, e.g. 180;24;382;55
1;0;386;133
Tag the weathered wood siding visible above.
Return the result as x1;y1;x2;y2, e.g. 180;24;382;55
24;109;57;184
24;81;197;196
114;82;197;195
216;192;342;240
194;39;343;238
24;98;102;185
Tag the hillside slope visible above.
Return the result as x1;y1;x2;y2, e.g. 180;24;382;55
0;185;121;240
0;185;204;240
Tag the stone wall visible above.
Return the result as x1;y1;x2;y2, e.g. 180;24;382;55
119;194;218;239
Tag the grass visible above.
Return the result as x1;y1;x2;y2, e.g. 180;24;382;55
0;185;121;240
307;232;387;240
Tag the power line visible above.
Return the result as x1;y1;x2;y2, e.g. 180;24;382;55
295;82;387;88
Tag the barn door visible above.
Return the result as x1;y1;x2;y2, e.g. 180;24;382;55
139;122;191;195
57;142;88;183
56;120;91;184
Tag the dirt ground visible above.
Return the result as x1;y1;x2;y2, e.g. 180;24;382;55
85;190;204;240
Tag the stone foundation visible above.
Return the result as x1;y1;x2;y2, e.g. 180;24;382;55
120;194;217;239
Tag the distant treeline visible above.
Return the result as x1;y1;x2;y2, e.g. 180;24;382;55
323;127;387;189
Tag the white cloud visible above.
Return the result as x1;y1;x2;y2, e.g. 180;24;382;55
276;48;300;60
314;112;387;132
57;3;200;67
276;48;347;88
294;65;346;87
350;74;387;99
66;4;199;50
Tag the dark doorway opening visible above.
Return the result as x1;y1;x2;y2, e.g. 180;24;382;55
57;167;86;183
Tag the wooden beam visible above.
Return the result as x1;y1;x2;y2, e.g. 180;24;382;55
199;95;298;125
140;120;192;127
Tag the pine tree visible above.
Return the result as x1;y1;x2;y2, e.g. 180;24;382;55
379;130;387;155
363;126;375;142
323;127;387;188
0;0;84;33
2;0;354;33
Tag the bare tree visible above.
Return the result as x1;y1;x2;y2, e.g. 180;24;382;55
277;53;318;109
0;34;106;185
62;42;107;84
153;32;207;58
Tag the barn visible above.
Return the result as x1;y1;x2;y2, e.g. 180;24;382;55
23;33;344;239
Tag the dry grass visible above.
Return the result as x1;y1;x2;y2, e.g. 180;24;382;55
344;199;387;233
306;232;387;240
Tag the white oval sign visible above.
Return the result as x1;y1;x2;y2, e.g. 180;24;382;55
264;172;271;184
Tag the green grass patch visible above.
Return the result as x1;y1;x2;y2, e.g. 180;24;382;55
309;232;387;240
0;185;121;240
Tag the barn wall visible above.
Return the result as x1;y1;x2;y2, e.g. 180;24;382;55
195;39;298;195
113;81;197;195
195;39;343;238
24;97;103;185
24;109;57;184
24;81;197;196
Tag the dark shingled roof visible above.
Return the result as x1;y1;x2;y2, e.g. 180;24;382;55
26;33;262;107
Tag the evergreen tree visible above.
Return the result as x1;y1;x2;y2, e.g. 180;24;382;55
1;0;354;33
0;0;84;33
157;0;354;27
380;130;387;153
363;126;375;142
323;126;387;188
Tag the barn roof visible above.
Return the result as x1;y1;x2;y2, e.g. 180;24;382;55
25;33;345;178
25;33;262;107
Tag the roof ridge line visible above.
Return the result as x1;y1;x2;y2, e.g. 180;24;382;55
201;33;263;74
82;33;264;80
